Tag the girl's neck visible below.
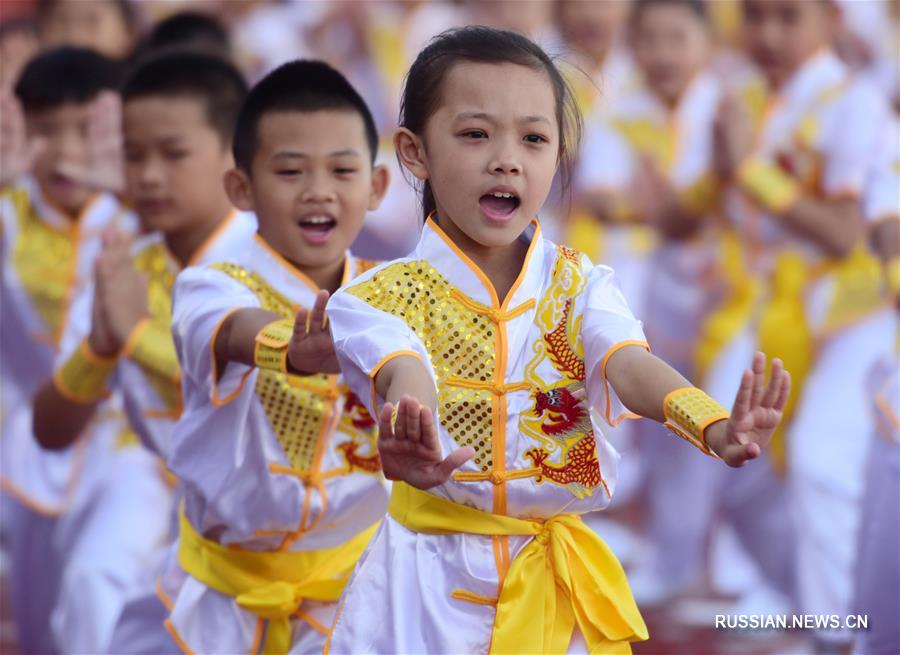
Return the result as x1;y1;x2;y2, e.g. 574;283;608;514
435;213;530;305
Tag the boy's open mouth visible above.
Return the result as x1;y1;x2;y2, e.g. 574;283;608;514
479;191;520;222
297;214;337;244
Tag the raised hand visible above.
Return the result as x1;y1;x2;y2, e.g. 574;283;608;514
92;228;150;354
56;91;124;193
0;93;44;188
287;290;341;374
713;89;754;182
377;395;474;490
707;352;791;467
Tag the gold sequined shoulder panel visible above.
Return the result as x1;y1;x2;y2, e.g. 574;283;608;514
9;189;76;343
345;261;498;471
211;262;339;472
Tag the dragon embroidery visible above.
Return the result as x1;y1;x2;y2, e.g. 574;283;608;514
337;391;381;474
519;246;608;498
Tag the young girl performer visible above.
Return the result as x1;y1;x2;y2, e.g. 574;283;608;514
326;26;790;653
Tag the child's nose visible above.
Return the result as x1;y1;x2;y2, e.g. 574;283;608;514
300;173;337;203
488;134;522;175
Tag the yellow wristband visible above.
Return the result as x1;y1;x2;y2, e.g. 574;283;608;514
663;387;729;458
53;339;117;403
253;318;293;374
738;159;800;214
123;318;180;382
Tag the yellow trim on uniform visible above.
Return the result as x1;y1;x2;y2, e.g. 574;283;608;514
177;510;377;655
388;483;648;654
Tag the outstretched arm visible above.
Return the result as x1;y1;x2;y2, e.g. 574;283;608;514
213;290;340;379
606;345;790;467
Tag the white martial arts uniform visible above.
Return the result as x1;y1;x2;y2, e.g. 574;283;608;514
161;233;388;654
326;216;704;653
705;51;893;638
50;210;255;655
0;176;135;654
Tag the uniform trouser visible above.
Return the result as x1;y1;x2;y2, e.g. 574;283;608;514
51;446;173;654
1;493;63;655
789;309;895;643
853;432;899;655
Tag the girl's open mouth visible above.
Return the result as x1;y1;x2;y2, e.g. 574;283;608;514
479;191;520;222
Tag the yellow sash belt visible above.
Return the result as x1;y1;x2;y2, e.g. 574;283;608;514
177;511;377;654
389;483;649;654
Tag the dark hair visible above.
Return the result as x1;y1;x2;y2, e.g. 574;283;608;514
630;0;709;29
400;26;582;220
122;52;247;146
137;11;231;60
232;60;379;172
14;46;123;112
36;0;136;31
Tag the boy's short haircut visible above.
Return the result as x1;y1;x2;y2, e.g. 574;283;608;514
14;46;123;112
137;11;231;60
232;60;379;172
121;52;248;146
36;0;135;31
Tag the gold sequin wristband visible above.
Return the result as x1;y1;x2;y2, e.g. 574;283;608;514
123;318;180;381
663;387;729;458
738;159;800;214
52;339;116;404
253;318;293;374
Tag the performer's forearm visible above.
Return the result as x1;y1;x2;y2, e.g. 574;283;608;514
604;345;693;422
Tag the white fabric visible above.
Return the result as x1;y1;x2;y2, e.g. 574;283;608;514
326;218;646;652
50;211;257;654
0;178;136;653
790;309;896;639
162;235;388;654
853;358;900;655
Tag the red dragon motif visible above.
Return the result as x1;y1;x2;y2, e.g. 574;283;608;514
544;299;585;382
533;386;591;437
337;440;381;473
343;392;377;430
525;436;604;492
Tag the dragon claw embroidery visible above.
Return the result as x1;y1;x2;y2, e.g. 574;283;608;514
337;439;381;474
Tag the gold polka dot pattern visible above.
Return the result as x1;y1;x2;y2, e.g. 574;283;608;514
346;261;497;471
212;263;338;471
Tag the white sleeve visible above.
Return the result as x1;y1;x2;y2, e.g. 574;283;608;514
327;285;432;418
171;266;260;404
576;121;634;193
822;81;890;197
863;116;900;223
54;279;94;366
581;263;649;426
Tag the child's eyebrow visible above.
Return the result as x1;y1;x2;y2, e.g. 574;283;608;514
271;149;361;159
454;111;552;126
328;149;361;158
272;151;308;160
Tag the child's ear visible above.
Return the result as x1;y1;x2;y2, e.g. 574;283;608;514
224;168;253;212
367;163;390;211
394;128;429;181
